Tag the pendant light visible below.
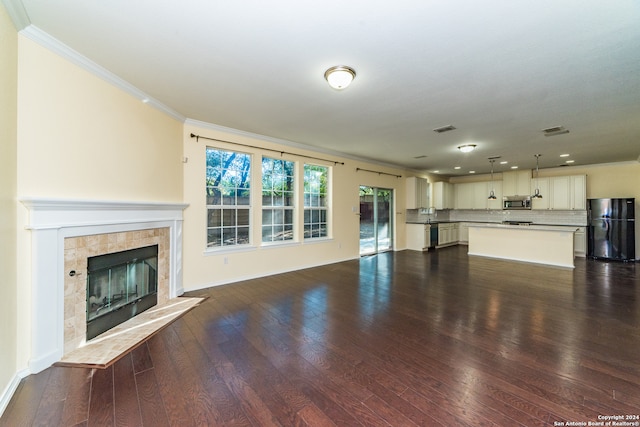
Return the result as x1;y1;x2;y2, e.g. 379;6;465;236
533;154;543;198
488;157;499;200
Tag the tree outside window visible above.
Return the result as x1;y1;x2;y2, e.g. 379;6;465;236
262;157;295;242
303;164;328;239
206;148;251;247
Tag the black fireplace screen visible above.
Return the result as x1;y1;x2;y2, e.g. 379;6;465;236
86;245;158;340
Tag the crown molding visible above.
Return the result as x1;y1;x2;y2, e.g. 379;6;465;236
184;118;408;173
19;24;186;123
1;0;30;30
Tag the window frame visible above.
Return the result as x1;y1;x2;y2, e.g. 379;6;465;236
205;147;252;250
261;156;296;245
303;163;330;240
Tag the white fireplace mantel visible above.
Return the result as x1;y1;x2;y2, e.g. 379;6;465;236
20;198;189;373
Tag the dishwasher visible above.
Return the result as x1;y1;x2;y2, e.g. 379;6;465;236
429;225;438;248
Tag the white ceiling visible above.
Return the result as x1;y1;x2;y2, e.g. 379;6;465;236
6;0;640;175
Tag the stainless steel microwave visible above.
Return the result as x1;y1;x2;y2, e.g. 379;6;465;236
503;196;531;210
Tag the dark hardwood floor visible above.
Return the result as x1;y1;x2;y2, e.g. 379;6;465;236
3;246;640;426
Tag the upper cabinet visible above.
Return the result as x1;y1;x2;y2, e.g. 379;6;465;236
454;181;502;210
571;175;586;210
530;177;550;210
432;181;455;210
454;183;474;209
406;177;430;209
502;170;531;196
530;175;586;210
550;176;572;209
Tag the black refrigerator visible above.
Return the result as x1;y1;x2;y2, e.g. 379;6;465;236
587;198;635;261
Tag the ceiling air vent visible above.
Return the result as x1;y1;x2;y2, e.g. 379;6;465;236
433;125;456;133
542;125;570;137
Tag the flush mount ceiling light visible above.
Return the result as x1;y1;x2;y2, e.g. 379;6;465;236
324;65;356;90
457;144;476;153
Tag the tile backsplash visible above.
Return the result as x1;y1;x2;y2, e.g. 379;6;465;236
406;209;587;226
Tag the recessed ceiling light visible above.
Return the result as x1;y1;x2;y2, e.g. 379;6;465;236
432;170;440;173
500;161;508;164
511;166;518;169
566;160;575;164
454;166;461;170
469;171;476;174
560;154;570;157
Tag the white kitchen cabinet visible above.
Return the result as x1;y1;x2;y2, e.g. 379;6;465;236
454;182;474;209
458;222;470;244
432;181;455;210
574;227;586;257
535;175;587;210
550;176;572;209
406;223;431;251
472;182;489;210
543;175;587;210
502;170;531;196
406;177;430;209
530;177;550;210
455;181;502;210
571;175;586;210
437;223;458;247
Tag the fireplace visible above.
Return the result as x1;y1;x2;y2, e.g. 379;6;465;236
20;198;188;373
86;245;159;340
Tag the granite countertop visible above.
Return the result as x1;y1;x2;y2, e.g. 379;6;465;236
467;223;580;232
405;220;455;224
406;220;586;227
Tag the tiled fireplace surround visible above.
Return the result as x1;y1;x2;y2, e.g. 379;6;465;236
64;228;170;353
21;198;188;373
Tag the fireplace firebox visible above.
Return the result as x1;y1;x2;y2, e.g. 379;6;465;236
86;245;158;340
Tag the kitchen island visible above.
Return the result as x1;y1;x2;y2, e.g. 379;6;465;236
467;223;579;268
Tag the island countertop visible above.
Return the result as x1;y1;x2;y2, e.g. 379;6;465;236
467;223;578;268
467;223;579;232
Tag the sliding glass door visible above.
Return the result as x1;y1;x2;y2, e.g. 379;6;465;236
359;186;393;255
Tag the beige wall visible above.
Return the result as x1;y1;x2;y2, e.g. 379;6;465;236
182;122;408;290
538;162;640;199
11;34;184;389
16;37;184;200
0;4;19;409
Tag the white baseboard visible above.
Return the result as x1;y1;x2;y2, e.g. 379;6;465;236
186;255;361;292
0;368;30;418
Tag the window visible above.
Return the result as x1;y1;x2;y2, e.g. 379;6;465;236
206;148;251;248
262;157;295;243
303;164;328;239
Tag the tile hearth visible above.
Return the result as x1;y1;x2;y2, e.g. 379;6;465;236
56;297;204;368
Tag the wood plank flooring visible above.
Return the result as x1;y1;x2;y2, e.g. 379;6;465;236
3;246;640;426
